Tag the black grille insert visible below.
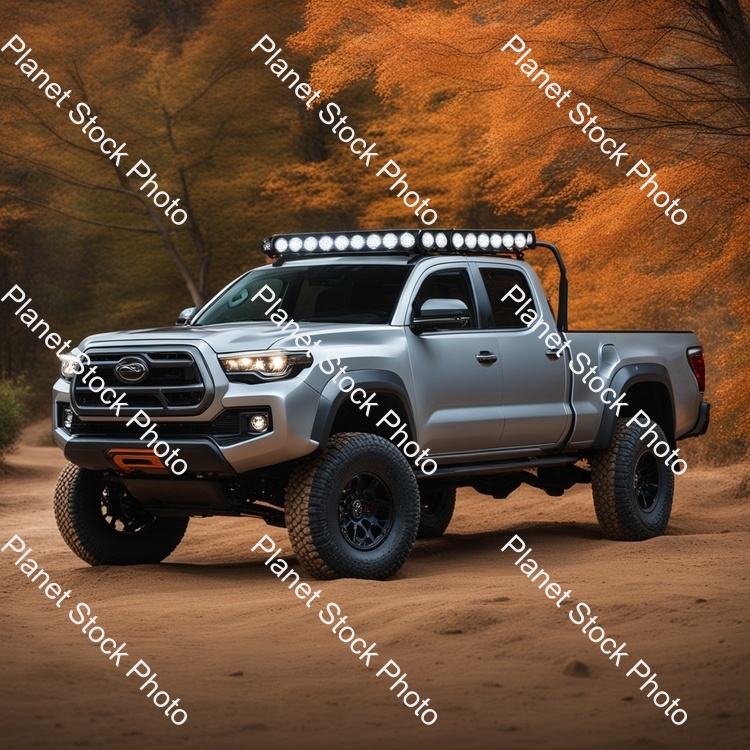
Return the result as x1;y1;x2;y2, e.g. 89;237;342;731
61;407;271;447
71;349;209;415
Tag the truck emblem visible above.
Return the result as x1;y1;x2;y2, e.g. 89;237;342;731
114;356;149;384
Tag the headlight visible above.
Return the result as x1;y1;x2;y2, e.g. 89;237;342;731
219;350;312;379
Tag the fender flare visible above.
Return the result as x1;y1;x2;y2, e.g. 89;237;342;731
310;370;416;447
592;364;676;450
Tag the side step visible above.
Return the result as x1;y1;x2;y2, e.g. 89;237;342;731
420;455;580;479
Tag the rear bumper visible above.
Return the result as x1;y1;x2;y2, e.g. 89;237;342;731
681;401;710;439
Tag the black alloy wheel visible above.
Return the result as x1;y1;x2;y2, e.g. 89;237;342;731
416;485;456;538
633;452;660;513
338;472;395;550
101;483;157;534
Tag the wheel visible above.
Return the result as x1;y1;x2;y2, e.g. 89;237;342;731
53;463;189;565
285;432;420;580
417;485;456;538
590;418;674;540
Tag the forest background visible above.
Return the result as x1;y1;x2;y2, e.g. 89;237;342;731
0;0;747;464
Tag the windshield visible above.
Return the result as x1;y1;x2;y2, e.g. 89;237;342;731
195;263;413;325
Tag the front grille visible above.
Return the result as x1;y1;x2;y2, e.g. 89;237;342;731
72;349;210;416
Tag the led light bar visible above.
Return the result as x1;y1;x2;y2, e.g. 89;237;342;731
262;229;537;258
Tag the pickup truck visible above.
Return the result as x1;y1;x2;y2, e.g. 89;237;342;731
52;229;709;580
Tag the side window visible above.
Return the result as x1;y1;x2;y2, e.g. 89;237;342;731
479;268;536;329
413;269;476;329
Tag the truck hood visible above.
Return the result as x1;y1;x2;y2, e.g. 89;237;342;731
79;321;390;355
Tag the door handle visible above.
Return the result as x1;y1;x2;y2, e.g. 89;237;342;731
476;350;498;364
545;349;560;359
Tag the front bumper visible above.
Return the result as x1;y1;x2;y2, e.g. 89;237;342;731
53;365;323;474
63;436;238;475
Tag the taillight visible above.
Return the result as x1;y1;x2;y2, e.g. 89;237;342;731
687;347;705;393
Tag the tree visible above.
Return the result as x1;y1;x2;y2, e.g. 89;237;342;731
0;0;311;307
0;0;325;390
290;0;749;448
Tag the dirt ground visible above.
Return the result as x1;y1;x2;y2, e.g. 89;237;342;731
1;422;748;750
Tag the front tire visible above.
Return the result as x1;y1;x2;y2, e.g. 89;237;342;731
285;432;420;580
54;463;189;565
590;418;674;540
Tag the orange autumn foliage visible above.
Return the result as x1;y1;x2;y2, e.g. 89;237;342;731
287;0;750;451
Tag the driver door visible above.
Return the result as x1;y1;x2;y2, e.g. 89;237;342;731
406;266;504;454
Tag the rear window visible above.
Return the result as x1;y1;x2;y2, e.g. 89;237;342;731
479;268;536;328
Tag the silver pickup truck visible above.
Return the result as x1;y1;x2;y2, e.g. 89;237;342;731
52;229;709;580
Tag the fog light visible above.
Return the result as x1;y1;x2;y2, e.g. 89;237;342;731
250;414;269;433
63;408;74;431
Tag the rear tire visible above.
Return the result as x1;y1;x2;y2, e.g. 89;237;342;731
590;418;674;540
53;463;189;565
417;485;456;538
285;432;420;580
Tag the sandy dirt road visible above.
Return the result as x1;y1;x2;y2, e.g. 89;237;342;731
1;424;748;750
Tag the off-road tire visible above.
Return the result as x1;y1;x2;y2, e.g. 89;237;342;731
417;485;456;539
590;418;674;541
54;462;189;565
285;432;420;580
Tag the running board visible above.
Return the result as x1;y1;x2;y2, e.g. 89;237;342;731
418;455;580;479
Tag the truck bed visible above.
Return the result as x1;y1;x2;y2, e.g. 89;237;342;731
563;330;703;449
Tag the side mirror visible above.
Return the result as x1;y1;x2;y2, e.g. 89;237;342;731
175;307;196;326
411;298;470;332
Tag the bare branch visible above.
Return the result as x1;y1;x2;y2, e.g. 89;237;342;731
0;147;140;198
0;190;158;233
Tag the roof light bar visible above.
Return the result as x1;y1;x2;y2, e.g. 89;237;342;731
262;229;537;259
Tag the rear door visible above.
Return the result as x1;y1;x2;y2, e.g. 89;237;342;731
473;263;572;450
406;264;504;454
